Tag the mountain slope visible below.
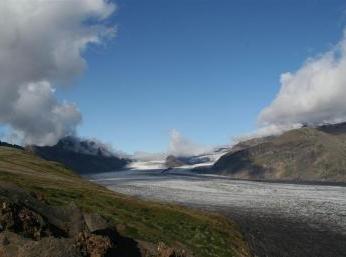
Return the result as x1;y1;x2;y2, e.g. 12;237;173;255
0;146;251;257
213;124;346;182
29;137;130;174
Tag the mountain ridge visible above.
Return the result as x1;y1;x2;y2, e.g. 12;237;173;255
28;137;130;174
213;122;346;182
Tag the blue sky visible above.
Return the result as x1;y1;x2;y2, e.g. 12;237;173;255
57;0;346;153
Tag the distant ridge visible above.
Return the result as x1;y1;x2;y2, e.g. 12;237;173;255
213;122;346;182
29;137;130;174
0;141;23;150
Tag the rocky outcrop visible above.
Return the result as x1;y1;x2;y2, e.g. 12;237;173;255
165;155;186;168
165;155;211;169
0;182;191;257
0;183;117;257
157;242;189;257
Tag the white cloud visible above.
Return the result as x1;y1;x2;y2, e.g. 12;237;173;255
0;0;115;146
131;130;212;161
132;151;166;162
10;81;81;146
168;129;211;157
258;30;346;129
234;124;302;144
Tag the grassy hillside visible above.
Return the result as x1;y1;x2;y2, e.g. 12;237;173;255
0;146;251;257
213;125;346;182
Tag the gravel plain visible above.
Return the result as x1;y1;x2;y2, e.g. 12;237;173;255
89;169;346;257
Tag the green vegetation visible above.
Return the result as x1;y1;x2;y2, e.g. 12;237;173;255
0;146;250;257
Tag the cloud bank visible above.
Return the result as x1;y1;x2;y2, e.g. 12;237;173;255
132;151;166;162
0;0;115;146
168;129;211;157
259;31;346;131
132;130;211;161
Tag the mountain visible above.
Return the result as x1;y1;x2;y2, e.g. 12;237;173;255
165;155;187;168
0;141;23;150
0;144;251;257
28;137;130;174
165;154;211;168
213;123;346;182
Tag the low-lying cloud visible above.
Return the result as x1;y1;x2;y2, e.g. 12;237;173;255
132;151;166;162
132;129;211;161
258;30;346;130
0;0;115;146
233;124;302;144
168;129;211;157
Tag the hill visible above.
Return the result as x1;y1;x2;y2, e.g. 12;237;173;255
213;123;346;182
29;137;130;174
0;145;250;257
0;140;23;150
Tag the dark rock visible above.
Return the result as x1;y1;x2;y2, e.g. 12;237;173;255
1;236;9;246
165;155;186;168
165;154;211;169
157;242;189;257
76;231;113;257
0;191;64;239
83;213;110;233
0;231;81;257
0;182;146;257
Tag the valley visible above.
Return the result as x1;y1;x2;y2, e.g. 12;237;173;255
89;168;346;257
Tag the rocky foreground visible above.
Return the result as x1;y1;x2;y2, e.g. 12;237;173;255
0;182;188;257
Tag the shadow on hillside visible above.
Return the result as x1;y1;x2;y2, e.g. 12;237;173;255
94;228;142;257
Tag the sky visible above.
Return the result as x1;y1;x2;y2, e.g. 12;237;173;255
2;0;346;154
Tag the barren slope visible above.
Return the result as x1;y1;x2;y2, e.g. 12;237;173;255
214;124;346;182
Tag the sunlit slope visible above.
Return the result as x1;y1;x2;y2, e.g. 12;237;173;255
214;124;346;182
0;146;251;257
